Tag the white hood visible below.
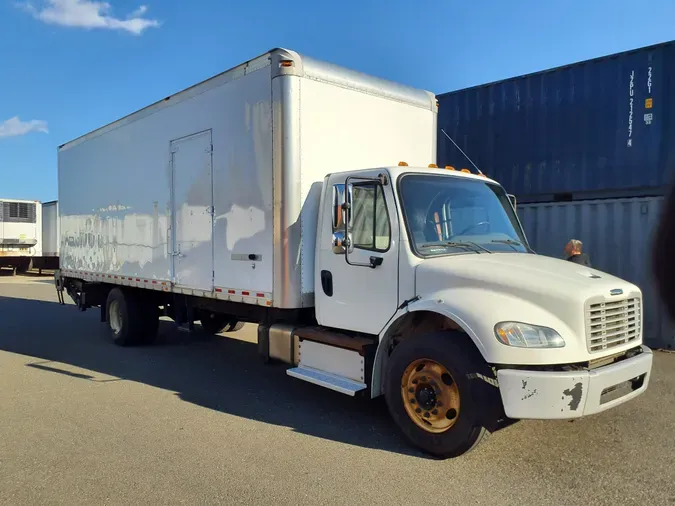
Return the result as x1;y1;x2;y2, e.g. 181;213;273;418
414;252;642;365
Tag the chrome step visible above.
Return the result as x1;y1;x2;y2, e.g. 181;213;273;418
286;366;367;396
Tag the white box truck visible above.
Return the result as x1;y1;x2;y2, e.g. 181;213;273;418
0;198;41;273
55;48;653;458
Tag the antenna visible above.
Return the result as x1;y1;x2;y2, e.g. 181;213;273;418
440;129;483;175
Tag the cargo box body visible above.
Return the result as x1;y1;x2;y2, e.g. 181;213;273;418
437;40;675;203
58;48;437;309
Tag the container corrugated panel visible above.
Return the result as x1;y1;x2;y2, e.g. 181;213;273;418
517;196;674;349
438;41;675;202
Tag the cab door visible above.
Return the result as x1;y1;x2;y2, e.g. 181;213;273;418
314;171;400;335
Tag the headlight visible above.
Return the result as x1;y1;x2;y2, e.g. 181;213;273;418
494;322;565;348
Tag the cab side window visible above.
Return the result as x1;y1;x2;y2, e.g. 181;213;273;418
350;183;391;251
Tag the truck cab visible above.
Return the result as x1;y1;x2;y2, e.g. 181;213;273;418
297;163;652;457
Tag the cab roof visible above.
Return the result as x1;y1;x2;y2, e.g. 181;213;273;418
385;165;501;186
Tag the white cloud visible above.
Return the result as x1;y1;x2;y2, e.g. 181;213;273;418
0;117;49;138
21;0;160;35
128;5;147;18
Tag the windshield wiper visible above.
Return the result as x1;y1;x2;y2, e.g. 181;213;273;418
420;241;492;254
491;239;535;253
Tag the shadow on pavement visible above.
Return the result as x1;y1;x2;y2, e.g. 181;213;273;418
0;295;426;458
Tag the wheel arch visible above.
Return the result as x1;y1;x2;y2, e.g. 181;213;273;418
370;305;487;399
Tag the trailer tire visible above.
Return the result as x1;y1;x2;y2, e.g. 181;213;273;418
384;331;495;459
106;288;158;346
16;259;32;274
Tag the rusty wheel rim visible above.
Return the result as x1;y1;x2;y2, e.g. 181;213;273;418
401;359;460;433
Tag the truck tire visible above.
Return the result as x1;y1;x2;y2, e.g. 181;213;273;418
106;288;158;346
143;303;160;340
384;331;496;459
223;321;245;332
16;259;32;274
199;312;229;335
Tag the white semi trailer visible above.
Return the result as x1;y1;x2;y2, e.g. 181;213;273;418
32;200;60;272
55;48;653;458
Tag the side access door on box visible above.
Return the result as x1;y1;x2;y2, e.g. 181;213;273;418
169;130;215;291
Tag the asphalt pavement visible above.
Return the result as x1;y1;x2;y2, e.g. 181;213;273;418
0;270;673;505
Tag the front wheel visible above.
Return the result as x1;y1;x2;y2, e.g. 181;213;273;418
384;332;498;458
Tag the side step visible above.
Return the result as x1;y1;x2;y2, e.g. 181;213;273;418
287;366;367;396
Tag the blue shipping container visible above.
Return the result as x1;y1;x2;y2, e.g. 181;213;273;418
437;41;675;202
517;197;674;349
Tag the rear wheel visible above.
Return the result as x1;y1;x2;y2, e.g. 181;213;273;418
384;332;498;458
106;288;158;346
223;320;245;333
199;312;244;334
16;259;32;274
199;312;229;335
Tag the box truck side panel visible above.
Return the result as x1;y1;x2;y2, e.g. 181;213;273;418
296;77;437;301
211;65;273;295
59;61;273;295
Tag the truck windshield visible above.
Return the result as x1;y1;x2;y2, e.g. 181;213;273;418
398;174;528;256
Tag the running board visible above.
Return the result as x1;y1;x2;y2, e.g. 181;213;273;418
286;366;367;396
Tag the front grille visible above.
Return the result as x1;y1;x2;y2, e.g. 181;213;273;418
586;297;641;353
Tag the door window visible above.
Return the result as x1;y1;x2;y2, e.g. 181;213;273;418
350;184;391;252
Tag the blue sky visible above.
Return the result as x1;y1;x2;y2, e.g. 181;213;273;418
1;0;674;202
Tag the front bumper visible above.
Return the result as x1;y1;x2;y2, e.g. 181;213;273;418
496;346;653;419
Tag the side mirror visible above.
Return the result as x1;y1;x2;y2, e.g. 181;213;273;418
507;194;517;209
332;231;354;254
332;183;354;255
332;183;354;230
332;184;346;229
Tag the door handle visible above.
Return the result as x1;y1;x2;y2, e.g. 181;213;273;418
369;256;383;269
320;270;333;297
167;225;171;256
